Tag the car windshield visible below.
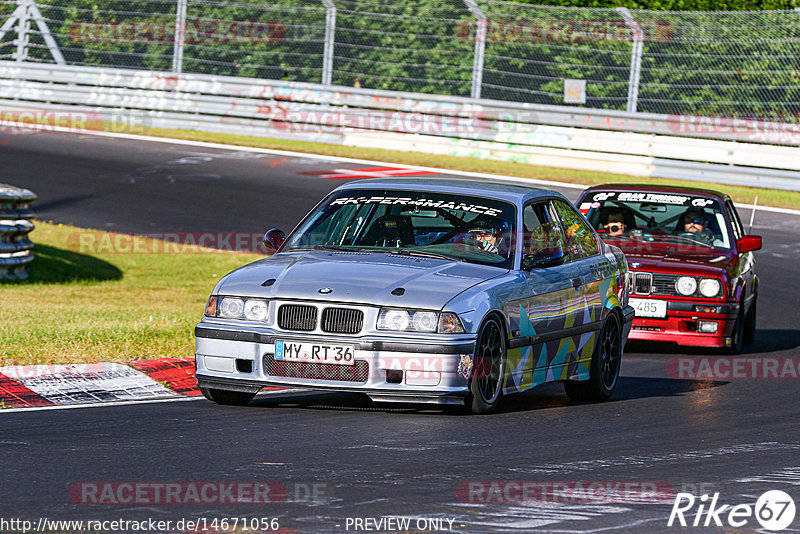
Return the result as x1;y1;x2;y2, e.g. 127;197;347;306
578;191;733;250
284;189;517;269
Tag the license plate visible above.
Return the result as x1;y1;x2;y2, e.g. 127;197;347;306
274;340;355;366
629;298;667;318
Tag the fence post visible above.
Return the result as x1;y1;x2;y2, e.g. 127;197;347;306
172;0;187;73
0;3;23;44
617;7;643;113
28;0;65;64
321;0;336;85
462;0;486;100
13;0;31;62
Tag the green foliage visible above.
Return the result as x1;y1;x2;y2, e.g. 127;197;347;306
514;0;799;9
7;1;800;119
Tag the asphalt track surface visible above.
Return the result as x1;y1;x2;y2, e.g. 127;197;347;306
2;131;800;533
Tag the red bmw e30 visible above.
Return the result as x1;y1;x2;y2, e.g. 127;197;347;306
576;184;761;353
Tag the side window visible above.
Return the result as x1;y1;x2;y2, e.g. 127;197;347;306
726;199;744;240
551;200;600;261
523;200;566;255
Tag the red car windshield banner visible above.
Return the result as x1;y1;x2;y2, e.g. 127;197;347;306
586;191;715;207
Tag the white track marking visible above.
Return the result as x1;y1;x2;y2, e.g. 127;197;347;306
512;443;800;475
1;362;175;404
439;502;632;531
737;467;800;486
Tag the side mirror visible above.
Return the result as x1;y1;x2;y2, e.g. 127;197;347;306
263;228;286;254
523;247;565;270
737;235;762;253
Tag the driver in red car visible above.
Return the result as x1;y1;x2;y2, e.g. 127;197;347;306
677;208;715;244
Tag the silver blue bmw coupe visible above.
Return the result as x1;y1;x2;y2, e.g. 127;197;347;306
195;178;634;414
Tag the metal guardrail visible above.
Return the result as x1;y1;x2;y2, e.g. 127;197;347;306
2;61;800;147
2;61;800;191
0;183;35;280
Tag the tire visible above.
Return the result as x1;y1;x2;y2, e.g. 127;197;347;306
727;299;746;354
466;316;506;415
743;297;757;345
199;386;257;406
564;313;622;402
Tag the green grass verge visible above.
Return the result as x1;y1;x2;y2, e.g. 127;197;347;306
124;126;799;211
0;223;262;366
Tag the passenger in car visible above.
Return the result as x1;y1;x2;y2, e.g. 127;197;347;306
603;211;627;237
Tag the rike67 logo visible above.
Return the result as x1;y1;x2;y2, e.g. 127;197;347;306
668;490;796;531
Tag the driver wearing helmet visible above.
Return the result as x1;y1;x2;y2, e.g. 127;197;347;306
466;219;509;254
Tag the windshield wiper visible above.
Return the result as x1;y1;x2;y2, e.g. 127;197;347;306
390;249;464;262
312;244;372;252
665;234;713;248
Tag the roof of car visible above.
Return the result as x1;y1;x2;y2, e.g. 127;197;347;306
333;177;560;204
582;183;726;198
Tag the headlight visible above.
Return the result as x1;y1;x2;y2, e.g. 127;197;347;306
244;299;269;321
412;311;438;332
219;297;244;318
698;278;721;298
377;309;465;334
675;276;697;296
216;296;270;322
378;309;411;331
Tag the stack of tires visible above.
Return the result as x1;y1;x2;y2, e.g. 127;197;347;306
0;184;36;280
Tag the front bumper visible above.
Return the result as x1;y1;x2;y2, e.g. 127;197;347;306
195;323;476;404
628;300;739;348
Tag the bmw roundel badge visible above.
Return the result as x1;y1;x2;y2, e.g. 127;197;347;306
318;287;333;294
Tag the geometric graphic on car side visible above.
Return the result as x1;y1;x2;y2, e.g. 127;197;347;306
504;288;593;394
502;274;622;395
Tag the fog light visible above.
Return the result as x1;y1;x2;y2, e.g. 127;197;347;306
386;370;403;384
698;321;718;333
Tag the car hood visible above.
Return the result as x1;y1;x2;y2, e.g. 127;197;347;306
215;250;507;309
611;240;735;276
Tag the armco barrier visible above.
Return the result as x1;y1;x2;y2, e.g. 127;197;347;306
2;61;800;190
0;183;36;280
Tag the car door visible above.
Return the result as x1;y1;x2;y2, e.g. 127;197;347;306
550;199;616;378
503;199;585;394
725;197;757;308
